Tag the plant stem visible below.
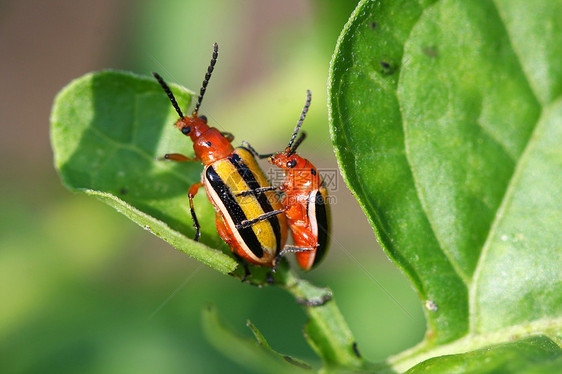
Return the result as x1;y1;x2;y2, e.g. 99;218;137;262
278;269;366;370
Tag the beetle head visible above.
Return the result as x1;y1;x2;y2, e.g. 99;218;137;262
174;114;210;141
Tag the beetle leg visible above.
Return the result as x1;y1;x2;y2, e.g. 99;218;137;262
215;213;242;255
235;209;285;230
188;182;204;241
214;213;232;245
272;245;315;272
221;131;235;142
240;141;274;159
265;272;275;285
162;153;199;162
236;186;278;197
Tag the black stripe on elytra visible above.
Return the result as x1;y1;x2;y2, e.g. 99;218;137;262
229;151;282;251
309;190;329;269
206;166;264;258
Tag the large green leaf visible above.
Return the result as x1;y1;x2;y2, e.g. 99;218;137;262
50;71;237;274
329;0;562;371
405;336;562;373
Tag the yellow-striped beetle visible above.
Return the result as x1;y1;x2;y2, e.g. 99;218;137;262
153;43;287;268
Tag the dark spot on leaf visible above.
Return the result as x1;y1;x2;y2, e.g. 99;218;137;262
380;61;396;75
119;188;128;195
422;46;439;58
370;21;377;29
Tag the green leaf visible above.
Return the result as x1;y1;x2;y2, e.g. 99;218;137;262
406;336;562;374
50;70;366;373
50;71;237;274
329;0;562;370
201;304;312;374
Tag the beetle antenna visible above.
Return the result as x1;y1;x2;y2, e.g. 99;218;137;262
288;132;307;156
194;42;219;116
286;89;311;151
153;72;184;118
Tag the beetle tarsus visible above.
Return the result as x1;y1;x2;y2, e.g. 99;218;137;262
236;209;285;230
192;210;201;241
272;245;316;273
266;272;275;285
241;141;274;159
236;186;278;197
188;182;203;241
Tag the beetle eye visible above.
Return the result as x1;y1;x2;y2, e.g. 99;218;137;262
200;115;207;121
287;160;297;168
182;126;191;135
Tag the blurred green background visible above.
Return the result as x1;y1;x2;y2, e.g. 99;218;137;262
0;1;425;372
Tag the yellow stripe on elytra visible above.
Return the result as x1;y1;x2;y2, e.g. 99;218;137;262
236;148;288;240
212;155;276;251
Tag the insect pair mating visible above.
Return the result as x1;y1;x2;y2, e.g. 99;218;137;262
153;43;329;273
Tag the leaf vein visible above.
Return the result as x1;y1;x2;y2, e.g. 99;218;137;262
399;0;472;286
469;0;546;331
